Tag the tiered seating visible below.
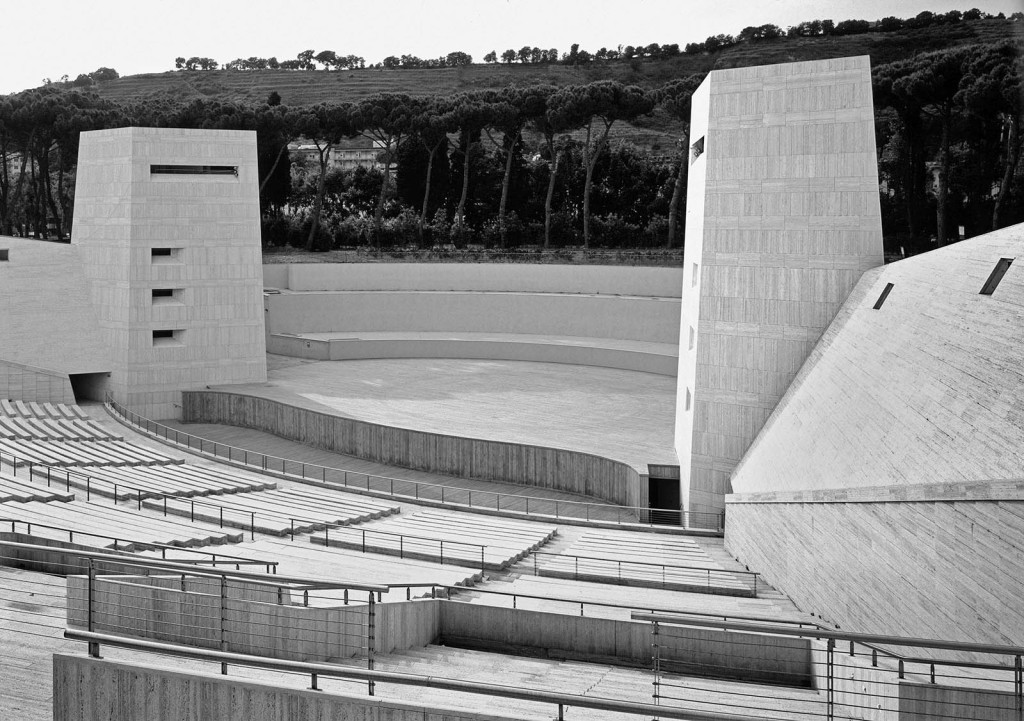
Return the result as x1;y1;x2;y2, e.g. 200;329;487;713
311;509;557;570
1;500;242;549
141;486;401;536
0;470;74;503
51;464;276;501
0;415;120;441
531;531;756;595
143;538;483;599
0;438;181;467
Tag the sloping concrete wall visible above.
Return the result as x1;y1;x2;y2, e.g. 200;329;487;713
676;56;884;517
732;224;1024;494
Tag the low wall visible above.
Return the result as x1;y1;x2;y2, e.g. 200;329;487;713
726;487;1024;659
67;575;441;661
265;262;683;297
439;603;811;686
54;655;511;721
182;390;643;508
266;334;678;376
264;291;679;345
0;358;75;404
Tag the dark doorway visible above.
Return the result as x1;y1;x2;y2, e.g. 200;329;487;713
69;372;110;404
648;477;681;526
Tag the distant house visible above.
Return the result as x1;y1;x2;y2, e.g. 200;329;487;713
288;136;388;172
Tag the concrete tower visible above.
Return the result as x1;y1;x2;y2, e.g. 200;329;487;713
72;127;267;419
675;56;884;516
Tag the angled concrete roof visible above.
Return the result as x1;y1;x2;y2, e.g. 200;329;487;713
731;222;1024;493
0;236;110;374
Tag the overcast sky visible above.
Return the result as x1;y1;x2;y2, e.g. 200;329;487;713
1;0;1021;95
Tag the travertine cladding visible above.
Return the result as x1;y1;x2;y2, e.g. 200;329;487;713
72;128;266;419
726;484;1024;655
0;360;76;404
732;224;1024;493
676;56;884;516
0;236;110;380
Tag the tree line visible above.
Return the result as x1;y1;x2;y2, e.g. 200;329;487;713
164;9;1019;73
0;40;1020;256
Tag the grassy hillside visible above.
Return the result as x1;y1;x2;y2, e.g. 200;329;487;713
84;18;1018;154
92;17;1019;109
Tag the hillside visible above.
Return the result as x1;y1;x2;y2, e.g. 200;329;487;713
91;17;1019;109
81;18;1018;155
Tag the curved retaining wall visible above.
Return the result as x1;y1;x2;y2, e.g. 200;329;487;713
264;291;678;344
264;262;683;297
182;390;644;508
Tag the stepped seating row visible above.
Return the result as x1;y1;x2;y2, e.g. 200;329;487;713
0;500;243;549
0;471;74;503
565;531;722;569
0;438;182;468
532;554;753;596
0;399;88;420
143;538;483;602
0;415;121;442
140;486;401;537
36;464;276;501
312;509;557;570
465;576;807;623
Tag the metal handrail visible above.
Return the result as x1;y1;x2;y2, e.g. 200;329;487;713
0;518;278;569
105;395;724;532
63;630;753;721
530;550;759;582
0;540;386;593
631;612;1024;657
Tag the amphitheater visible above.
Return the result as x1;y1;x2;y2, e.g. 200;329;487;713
1;56;1022;721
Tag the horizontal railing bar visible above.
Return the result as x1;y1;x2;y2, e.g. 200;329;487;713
0;518;277;567
0;540;386;593
415;583;804;621
105;396;723;530
632;612;1024;657
63;629;760;721
531;551;759;579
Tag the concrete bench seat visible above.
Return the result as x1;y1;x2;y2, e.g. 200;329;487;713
24;463;274;502
0;438;182;468
0;471;74;503
141;488;402;537
2;499;243;549
311;510;557;570
268;330;678;376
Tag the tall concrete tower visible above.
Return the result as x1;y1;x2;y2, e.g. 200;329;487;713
675;57;884;516
72;127;267;419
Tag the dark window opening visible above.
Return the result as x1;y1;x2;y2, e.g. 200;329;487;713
151;164;237;176
873;283;894;309
690;136;705;164
152;289;174;298
0;249;8;261
151;248;172;257
980;258;1014;295
152;330;174;339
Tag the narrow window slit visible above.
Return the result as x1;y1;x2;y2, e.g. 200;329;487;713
873;283;894;309
979;258;1013;296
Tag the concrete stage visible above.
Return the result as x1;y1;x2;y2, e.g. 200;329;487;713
212;354;678;474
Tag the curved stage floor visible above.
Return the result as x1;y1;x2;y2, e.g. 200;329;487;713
215;355;679;473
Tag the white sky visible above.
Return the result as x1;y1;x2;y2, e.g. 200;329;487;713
1;0;1021;95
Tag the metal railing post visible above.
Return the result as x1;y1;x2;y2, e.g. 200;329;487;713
220;575;228;675
826;638;835;721
1015;654;1022;721
367;592;376;696
87;558;100;658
